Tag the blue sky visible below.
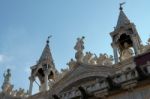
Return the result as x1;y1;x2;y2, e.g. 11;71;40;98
0;0;150;94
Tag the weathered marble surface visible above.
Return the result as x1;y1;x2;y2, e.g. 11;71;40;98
26;83;150;99
107;85;150;99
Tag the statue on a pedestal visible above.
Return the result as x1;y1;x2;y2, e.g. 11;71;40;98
3;69;11;84
2;69;13;93
74;36;85;63
74;36;85;51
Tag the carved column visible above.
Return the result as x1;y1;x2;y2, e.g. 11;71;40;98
28;76;35;95
112;43;119;63
43;67;50;91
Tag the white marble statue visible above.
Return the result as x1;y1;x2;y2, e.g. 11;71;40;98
3;69;11;84
1;69;29;98
1;69;14;93
74;36;85;52
120;42;133;61
74;36;85;63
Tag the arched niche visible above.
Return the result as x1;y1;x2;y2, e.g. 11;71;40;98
117;34;133;52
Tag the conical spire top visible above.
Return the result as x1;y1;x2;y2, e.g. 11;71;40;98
116;2;130;29
38;36;54;67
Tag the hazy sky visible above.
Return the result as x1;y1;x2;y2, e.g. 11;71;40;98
0;0;150;94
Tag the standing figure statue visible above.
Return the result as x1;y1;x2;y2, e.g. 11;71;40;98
120;42;133;61
74;36;85;51
74;36;85;63
3;69;11;84
2;69;14;93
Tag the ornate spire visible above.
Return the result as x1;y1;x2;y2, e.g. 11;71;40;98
29;36;58;94
116;2;130;29
38;36;54;67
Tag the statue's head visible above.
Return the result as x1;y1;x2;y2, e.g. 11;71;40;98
77;38;80;41
7;69;10;73
124;42;129;48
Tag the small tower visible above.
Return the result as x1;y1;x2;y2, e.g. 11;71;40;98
28;36;58;95
110;3;142;63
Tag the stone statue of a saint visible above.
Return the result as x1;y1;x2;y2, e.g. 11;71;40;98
2;69;14;93
3;69;11;84
74;36;85;63
120;42;133;61
74;36;85;51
